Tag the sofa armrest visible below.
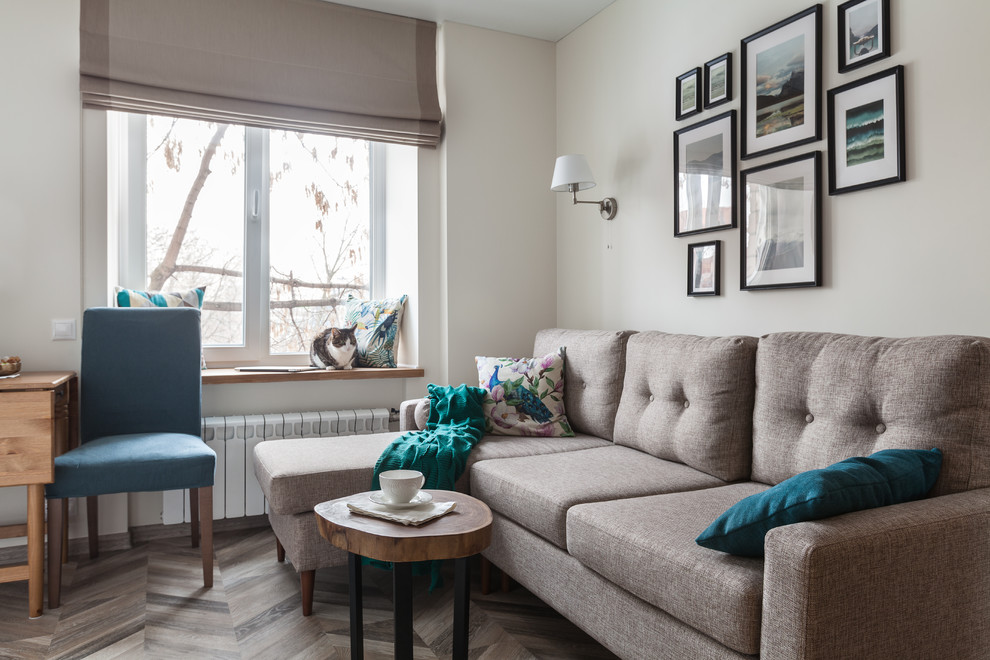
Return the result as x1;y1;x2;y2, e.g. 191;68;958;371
398;397;429;431
761;488;990;660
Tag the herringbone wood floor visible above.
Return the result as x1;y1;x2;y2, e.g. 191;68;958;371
0;526;618;659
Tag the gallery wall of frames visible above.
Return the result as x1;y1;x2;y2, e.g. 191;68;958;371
676;0;901;297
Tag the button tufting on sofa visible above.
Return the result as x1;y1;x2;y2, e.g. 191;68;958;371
876;423;887;433
683;400;690;408
806;413;814;423
648;394;654;402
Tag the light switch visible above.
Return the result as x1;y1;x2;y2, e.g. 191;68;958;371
52;319;76;341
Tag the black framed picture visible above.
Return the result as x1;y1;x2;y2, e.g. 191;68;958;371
740;151;822;290
688;240;721;296
741;5;822;160
676;68;702;120
827;64;905;195
704;53;732;109
838;0;890;73
674;110;736;237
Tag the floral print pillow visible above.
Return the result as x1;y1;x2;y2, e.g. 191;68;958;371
475;348;573;437
343;295;407;367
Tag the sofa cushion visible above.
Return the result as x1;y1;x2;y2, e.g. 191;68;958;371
455;432;611;493
697;448;943;557
533;328;635;441
253;433;399;515
466;433;610;468
613;332;758;481
752;332;990;496
567;483;769;655
470;445;725;548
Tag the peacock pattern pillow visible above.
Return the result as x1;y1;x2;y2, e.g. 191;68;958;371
343;294;407;368
115;285;205;309
475;348;573;437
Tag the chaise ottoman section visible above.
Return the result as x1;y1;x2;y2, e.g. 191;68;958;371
470;445;726;548
254;433;402;516
253;432;399;614
567;483;770;656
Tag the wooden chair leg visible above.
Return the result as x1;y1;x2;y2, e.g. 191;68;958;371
61;505;68;564
276;538;285;563
500;568;511;593
47;498;65;609
190;488;200;548
480;556;492;595
198;487;213;588
87;496;99;559
300;570;315;616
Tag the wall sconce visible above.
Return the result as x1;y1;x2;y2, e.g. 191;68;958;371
550;154;618;221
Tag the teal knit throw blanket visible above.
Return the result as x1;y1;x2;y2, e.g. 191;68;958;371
372;383;487;491
368;383;487;588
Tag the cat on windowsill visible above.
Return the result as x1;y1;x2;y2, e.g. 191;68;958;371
309;325;357;370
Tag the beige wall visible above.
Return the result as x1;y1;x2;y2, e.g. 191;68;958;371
0;8;556;532
556;0;990;336
439;23;558;386
0;1;88;537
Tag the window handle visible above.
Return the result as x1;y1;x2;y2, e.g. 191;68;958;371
251;189;260;219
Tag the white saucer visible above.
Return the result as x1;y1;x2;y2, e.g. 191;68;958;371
369;491;433;509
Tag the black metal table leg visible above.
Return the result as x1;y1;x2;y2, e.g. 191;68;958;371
393;562;414;660
348;553;363;660
452;556;471;660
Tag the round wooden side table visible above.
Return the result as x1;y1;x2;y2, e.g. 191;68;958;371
315;490;493;660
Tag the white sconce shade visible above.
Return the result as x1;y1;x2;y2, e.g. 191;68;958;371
550;154;617;220
551;154;597;192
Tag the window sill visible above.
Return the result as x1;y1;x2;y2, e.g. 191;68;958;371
201;366;425;385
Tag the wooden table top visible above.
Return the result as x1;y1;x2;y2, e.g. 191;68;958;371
315;490;493;563
0;371;75;392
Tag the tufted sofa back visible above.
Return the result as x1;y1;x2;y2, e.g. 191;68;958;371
752;332;990;496
533;328;636;441
612;332;759;481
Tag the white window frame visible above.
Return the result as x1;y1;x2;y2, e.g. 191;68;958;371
113;112;386;366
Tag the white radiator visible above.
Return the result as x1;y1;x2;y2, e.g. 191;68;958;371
163;408;390;524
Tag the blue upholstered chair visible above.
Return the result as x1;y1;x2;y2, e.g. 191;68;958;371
45;307;216;608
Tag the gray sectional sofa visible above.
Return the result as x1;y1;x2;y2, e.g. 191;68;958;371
254;328;990;658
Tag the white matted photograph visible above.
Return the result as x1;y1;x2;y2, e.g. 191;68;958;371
741;5;822;159
740;151;821;290
688;240;721;296
838;0;890;72
827;65;905;195
674;110;737;236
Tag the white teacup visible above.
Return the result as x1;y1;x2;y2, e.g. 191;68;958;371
379;469;425;504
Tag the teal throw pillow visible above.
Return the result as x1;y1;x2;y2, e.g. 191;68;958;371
696;448;942;557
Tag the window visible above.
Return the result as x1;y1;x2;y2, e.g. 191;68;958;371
114;112;385;364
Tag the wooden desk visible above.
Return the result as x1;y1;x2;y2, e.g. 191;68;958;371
0;371;77;618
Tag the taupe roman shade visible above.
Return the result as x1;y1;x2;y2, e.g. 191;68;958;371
80;0;442;146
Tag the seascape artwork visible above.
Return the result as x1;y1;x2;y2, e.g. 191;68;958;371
845;99;884;166
847;0;880;61
755;34;805;136
682;77;697;113
710;62;727;99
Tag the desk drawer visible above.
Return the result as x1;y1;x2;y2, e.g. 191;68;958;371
0;391;54;486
